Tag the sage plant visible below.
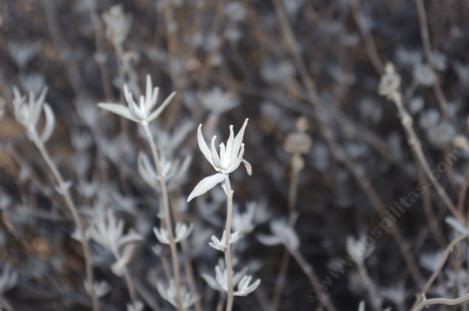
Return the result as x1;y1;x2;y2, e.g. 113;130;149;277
98;75;188;310
187;119;260;311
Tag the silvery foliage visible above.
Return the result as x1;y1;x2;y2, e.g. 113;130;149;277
87;209;142;276
413;63;435;87
71;131;93;152
78;178;99;199
232;201;269;235
0;265;17;295
151;121;193;157
102;5;131;47
346;235;374;264
445;216;469;234
156;280;197;310
127;301;144;311
187;119;252;202
12;87;55;143
232;204;256;235
201;265;260;297
208;230;240;252
8;41;39;68
201;87;239;114
153;222;193;244
98;75;176;125
138;151;191;190
84;280;111;298
20;73;45;95
257;220;300;251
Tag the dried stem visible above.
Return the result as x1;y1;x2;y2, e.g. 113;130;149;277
412;293;469;311
142;123;183;311
414;0;448;115
33;138;99;311
391;94;463;220
356;262;381;310
272;0;422;284
286;244;337;311
123;268;137;303
411;231;469;310
271;155;302;311
351;0;383;73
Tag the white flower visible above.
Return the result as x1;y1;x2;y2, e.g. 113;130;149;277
12;86;55;142
153;222;193;244
157;279;197;310
187;119;251;202
84;280;111;298
202;265;260;296
208;230;240;252
98;75;176;124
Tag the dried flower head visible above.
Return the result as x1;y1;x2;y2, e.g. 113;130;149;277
378;63;401;101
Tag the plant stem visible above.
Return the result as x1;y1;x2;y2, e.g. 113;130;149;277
287;245;337;311
271;155;301;311
411;231;469;310
356;262;381;310
391;95;463;220
124;268;137;303
33;138;99;311
412;293;469;311
142;123;183;311
223;178;234;311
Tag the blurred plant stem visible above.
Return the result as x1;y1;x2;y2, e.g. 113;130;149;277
142;123;183;311
271;154;302;311
33;137;99;311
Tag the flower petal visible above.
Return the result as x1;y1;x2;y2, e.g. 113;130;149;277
187;173;225;202
233;118;248;154
197;124;214;166
147;92;176;122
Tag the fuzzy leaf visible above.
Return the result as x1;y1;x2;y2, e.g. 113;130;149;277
187;173;225;202
98;103;137;122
